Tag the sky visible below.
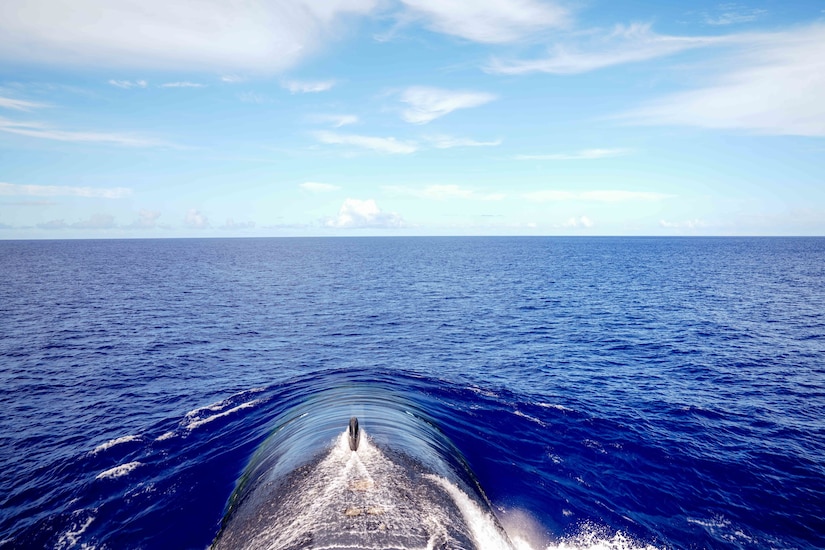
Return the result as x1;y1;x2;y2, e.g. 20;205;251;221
1;0;824;238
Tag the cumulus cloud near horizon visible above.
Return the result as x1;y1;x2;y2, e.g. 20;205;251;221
324;198;403;228
184;208;209;228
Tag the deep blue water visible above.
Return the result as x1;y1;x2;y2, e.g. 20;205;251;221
1;237;823;549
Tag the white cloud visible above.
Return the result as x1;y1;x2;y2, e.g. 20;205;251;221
300;181;341;193
400;0;568;44
515;148;630;160
37;219;68;230
621;24;825;137
561;215;594;228
184;208;209;228
161;81;205;88
222;218;256;230
282;79;336;93
486;23;727;75
524;190;672;202
73;214;116;229
425;135;502;148
324;198;403;228
0;95;49;111
221;75;245;84
311;114;359;128
131;210;161;228
0;0;379;72
704;4;767;26
0;116;169;147
108;79;147;89
399;86;497;124
0;181;132;199
384;184;505;201
314;131;418;154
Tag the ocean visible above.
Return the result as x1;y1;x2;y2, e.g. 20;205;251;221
1;237;823;549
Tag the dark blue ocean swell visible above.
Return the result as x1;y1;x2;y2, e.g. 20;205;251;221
1;237;824;549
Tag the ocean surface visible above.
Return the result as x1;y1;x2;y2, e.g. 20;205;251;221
1;237;823;549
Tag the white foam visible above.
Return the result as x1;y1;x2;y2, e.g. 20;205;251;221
537;403;573;413
96;461;141;480
426;475;516;550
514;410;547;427
184;399;260;430
549;524;662;550
156;431;176;441
183;388;266;420
91;435;141;455
55;511;94;549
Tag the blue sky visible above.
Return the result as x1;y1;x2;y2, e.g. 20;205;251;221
1;0;823;238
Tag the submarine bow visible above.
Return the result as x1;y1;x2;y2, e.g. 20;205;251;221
212;387;515;550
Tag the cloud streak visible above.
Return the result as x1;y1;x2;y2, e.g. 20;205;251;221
314;131;418;154
400;0;568;44
524;190;672;202
0;181;132;199
282;79;336;93
0;95;50;111
515;148;630;160
620;24;825;137
0;117;171;147
399;86;497;124
0;0;379;72
108;79;147;89
486;23;727;75
425;135;502;149
311;114;359;128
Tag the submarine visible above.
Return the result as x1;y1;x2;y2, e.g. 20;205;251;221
212;391;516;550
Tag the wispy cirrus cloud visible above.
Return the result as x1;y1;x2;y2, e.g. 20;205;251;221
314;130;418;154
161;81;205;88
0;0;379;73
300;181;341;193
486;23;727;75
324;198;403;228
620;24;825;137
425;135;502;149
399;86;497;124
524;190;672;202
108;79;147;89
282;79;336;93
515;148;630;160
703;3;767;26
400;0;568;44
0;181;132;199
0;95;50;111
384;184;505;201
0;116;171;147
309;114;359;128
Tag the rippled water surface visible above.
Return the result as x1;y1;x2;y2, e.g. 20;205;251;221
1;237;823;549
